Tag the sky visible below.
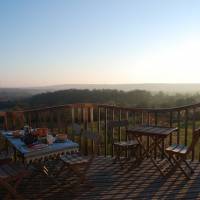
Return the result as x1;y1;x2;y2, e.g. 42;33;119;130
1;0;200;87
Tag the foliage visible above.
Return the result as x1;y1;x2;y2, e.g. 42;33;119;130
1;89;200;110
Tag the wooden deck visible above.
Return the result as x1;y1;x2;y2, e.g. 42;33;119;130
1;157;200;199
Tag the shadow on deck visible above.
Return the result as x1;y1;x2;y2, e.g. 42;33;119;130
1;157;200;199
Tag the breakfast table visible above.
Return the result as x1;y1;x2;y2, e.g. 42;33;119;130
0;130;80;184
0;131;79;164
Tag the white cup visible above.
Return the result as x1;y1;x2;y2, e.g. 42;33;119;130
47;134;55;144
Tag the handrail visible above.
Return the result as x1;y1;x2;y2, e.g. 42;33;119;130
97;102;200;112
5;103;95;113
5;102;200;114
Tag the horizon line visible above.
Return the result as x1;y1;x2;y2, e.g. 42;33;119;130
2;83;200;89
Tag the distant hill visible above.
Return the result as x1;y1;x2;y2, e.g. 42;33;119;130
30;83;200;94
0;88;43;101
1;83;200;102
1;89;200;111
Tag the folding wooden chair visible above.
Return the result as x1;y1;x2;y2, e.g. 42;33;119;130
59;126;101;187
108;120;139;164
0;159;30;199
165;128;200;179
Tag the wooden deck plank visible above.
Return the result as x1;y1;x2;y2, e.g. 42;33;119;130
1;157;200;199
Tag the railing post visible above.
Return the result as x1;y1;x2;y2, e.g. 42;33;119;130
126;110;129;131
185;109;188;146
71;107;75;141
83;106;88;155
133;111;136;126
71;107;75;123
169;111;173;145
111;108;115;157
0;112;8;130
98;106;101;156
147;112;150;153
118;109;122;142
192;108;196;161
56;110;62;132
88;106;94;154
27;112;32;127
141;112;144;125
89;107;94;123
154;112;158;159
49;110;54;131
77;108;82;122
104;107;108;156
126;110;129;157
154;112;158;126
177;111;180;145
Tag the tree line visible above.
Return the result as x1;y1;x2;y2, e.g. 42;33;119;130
1;89;200;111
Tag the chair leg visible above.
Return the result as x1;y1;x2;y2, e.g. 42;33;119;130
183;160;194;173
129;146;138;162
171;155;190;179
54;162;67;178
58;157;94;188
116;146;120;160
135;145;142;163
113;146;121;163
127;146;141;170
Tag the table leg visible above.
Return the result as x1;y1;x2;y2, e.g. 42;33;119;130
136;136;158;159
5;139;9;154
135;135;172;176
13;147;17;162
135;136;153;159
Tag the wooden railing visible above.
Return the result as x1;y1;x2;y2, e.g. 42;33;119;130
2;103;200;161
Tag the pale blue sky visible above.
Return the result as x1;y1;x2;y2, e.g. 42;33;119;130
1;0;200;87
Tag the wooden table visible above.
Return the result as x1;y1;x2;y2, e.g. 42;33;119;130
127;126;178;176
1;131;79;164
0;131;80;184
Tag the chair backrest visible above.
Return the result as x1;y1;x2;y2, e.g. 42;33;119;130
71;123;101;155
71;123;101;142
107;120;129;143
187;128;200;154
72;123;82;135
82;130;101;143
